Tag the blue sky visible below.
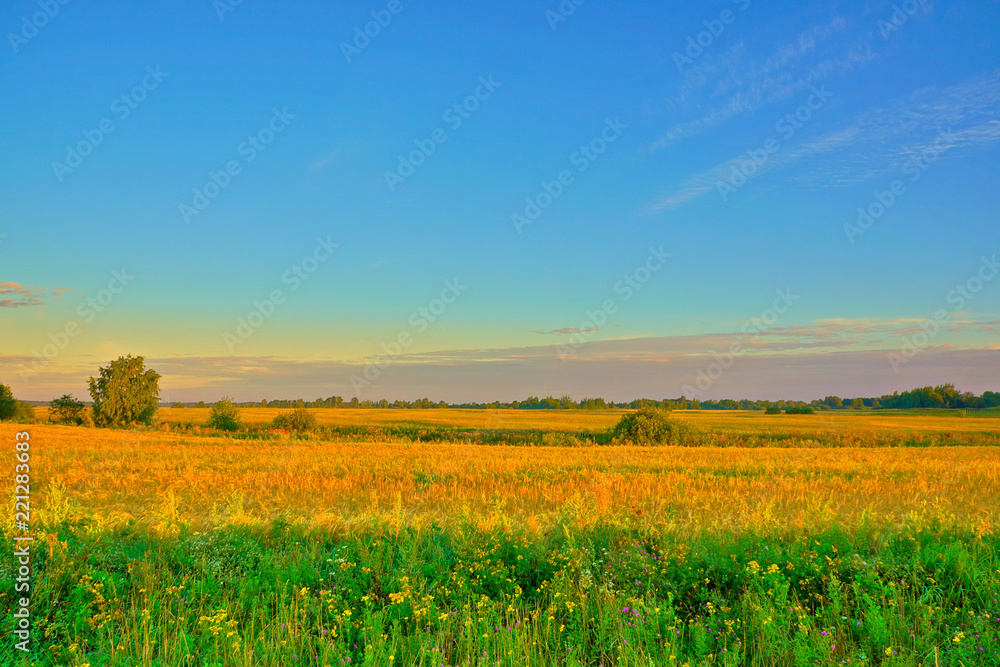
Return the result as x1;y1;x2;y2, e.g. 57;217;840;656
2;0;999;402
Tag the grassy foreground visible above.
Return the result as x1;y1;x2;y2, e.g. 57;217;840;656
2;421;999;665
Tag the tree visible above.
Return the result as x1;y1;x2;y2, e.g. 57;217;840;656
51;394;87;425
196;401;207;409
0;383;16;421
823;396;843;408
88;355;161;427
207;396;242;431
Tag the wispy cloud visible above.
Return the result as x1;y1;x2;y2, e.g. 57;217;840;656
532;326;600;336
0;282;77;308
308;149;341;172
797;71;1000;185
646;126;861;212
650;17;871;151
647;71;1000;211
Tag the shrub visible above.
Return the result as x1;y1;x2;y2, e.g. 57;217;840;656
207;397;242;431
765;406;782;415
12;401;35;422
540;432;583;447
51;394;88;425
611;408;693;446
272;408;318;433
785;406;815;415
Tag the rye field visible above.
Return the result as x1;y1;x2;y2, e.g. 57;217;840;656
2;410;999;666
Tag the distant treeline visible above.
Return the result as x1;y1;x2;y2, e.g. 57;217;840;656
165;384;1000;411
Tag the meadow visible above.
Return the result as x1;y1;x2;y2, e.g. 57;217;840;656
2;411;999;666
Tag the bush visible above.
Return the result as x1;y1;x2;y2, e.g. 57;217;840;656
12;401;35;422
765;406;782;415
51;394;88;425
272;408;318;433
785;406;815;415
540;432;583;447
207;397;242;431
611;408;693;446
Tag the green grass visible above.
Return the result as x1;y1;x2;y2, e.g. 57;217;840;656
3;522;998;666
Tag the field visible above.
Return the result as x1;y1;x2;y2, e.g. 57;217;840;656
2;411;999;666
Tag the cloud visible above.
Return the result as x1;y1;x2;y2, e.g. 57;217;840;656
308;149;341;172
646;126;861;212
646;71;1000;211
3;313;998;401
34;347;997;403
532;326;600;336
0;282;77;308
650;17;869;150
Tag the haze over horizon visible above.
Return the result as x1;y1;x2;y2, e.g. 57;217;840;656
2;0;999;403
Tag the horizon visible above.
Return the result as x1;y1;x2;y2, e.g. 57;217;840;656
3;1;1000;402
16;375;997;408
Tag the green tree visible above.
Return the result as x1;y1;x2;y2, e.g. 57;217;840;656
0;383;17;420
196;401;207;409
88;355;161;427
207;397;242;431
51;394;87;425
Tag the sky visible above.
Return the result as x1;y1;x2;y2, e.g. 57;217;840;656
1;0;999;403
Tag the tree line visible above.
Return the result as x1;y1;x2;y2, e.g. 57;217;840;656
2;356;998;428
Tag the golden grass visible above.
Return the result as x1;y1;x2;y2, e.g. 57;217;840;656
9;422;997;539
34;405;1000;439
